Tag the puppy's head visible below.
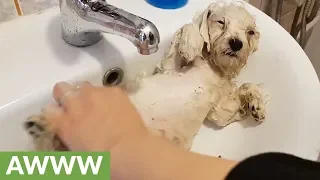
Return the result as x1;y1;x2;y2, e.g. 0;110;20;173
195;2;260;77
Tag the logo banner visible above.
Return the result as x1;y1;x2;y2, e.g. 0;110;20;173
0;152;110;180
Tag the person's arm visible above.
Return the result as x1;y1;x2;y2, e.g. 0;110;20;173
111;134;320;180
45;81;237;180
111;134;238;180
225;152;320;180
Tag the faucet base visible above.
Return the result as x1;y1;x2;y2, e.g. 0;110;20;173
61;30;103;47
59;0;160;53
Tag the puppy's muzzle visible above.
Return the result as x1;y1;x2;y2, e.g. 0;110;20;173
229;38;243;52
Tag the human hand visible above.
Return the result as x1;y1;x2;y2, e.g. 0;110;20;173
44;81;148;151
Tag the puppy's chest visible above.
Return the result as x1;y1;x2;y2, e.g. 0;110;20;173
128;67;223;125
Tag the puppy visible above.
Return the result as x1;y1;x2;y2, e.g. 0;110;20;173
24;2;266;151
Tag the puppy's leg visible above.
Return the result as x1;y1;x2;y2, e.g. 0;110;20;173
178;23;204;65
157;23;205;73
156;28;183;73
207;82;267;127
238;83;266;122
206;82;247;127
24;113;67;151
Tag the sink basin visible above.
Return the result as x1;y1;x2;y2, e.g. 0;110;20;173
1;0;320;161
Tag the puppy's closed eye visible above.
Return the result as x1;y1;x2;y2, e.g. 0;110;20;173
217;20;225;25
248;30;255;35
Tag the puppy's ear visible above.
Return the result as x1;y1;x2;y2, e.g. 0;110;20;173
253;45;258;52
194;8;211;52
252;31;260;53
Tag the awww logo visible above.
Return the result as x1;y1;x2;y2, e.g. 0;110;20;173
0;152;110;180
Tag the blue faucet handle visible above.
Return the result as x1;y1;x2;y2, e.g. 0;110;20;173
146;0;188;9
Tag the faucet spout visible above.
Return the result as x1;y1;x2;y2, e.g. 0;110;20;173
59;0;160;55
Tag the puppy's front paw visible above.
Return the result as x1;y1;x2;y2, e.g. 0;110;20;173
24;114;67;151
248;97;266;122
25;115;46;138
238;83;266;122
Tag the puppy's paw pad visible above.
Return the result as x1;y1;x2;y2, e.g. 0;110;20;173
25;115;46;138
248;100;265;122
238;83;266;122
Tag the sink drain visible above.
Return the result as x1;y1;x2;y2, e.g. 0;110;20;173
102;67;124;86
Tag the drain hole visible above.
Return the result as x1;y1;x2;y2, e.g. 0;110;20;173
102;67;124;86
107;72;119;84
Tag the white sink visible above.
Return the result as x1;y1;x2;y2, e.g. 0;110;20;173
1;0;320;161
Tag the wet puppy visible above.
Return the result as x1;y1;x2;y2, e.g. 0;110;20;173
25;2;267;151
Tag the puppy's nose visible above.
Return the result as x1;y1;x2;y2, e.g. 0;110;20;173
229;38;243;51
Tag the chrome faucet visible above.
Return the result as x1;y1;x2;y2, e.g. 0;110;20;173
59;0;160;55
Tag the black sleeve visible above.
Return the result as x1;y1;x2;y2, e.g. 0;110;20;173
225;152;320;180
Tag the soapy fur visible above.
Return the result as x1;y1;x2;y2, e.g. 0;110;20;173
24;2;267;151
